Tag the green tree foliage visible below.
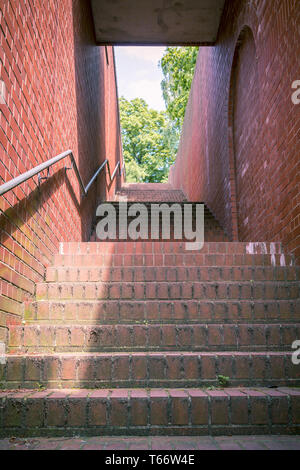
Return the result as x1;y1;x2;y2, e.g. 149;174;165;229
119;97;175;183
119;47;198;183
159;47;199;134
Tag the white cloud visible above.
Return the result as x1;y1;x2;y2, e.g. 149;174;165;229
128;78;165;110
121;46;166;65
115;46;167;110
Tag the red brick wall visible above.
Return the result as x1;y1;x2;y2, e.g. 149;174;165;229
0;0;123;339
169;0;300;262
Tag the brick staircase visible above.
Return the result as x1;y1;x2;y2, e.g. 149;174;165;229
0;185;300;437
90;183;229;242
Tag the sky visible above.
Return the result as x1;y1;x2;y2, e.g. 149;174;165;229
114;46;167;111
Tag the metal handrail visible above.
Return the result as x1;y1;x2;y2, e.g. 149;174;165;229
0;150;125;197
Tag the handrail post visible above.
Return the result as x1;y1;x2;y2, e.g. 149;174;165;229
106;161;112;181
0;150;125;199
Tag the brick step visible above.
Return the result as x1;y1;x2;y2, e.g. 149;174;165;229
52;253;294;267
58;241;284;255
8;324;300;353
1;352;299;389
90;231;229;243
95;201;221;220
95;212;225;220
35;281;300;301
24;299;300;324
115;189;188;202
115;184;188;202
95;207;212;217
46;265;300;283
90;202;229;242
0;387;299;437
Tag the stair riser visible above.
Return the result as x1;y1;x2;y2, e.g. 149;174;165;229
90;234;228;243
1;353;299;389
25;300;300;324
58;242;284;255
36;281;300;301
53;254;294;267
46;266;300;283
115;188;187;201
0;389;299;437
8;324;300;353
92;201;230;242
90;219;229;242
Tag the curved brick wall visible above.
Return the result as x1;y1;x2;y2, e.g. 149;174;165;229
231;26;259;240
169;0;300;262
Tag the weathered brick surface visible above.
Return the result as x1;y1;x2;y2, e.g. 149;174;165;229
34;280;300;302
56;241;286;255
0;388;299;437
169;0;300;264
1;434;300;450
10;323;300;353
23;298;300;324
0;0;123;335
1;352;300;389
115;184;187;203
52;252;295;268
45;264;300;283
90;200;229;243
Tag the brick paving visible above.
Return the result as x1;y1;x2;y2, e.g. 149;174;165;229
0;435;299;450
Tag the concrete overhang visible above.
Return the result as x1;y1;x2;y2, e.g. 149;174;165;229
90;0;225;45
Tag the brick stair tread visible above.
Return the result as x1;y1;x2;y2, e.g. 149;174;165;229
4;350;296;357
0;387;299;437
8;323;300;353
114;186;188;202
45;265;300;283
35;280;300;302
24;298;300;324
2;353;299;389
43;278;300;286
24;320;300;326
37;280;299;285
58;241;285;254
116;188;180;192
16;321;298;325
52;255;294;267
29;298;300;303
9;322;300;330
1;386;299;397
116;183;185;191
99;201;209;207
